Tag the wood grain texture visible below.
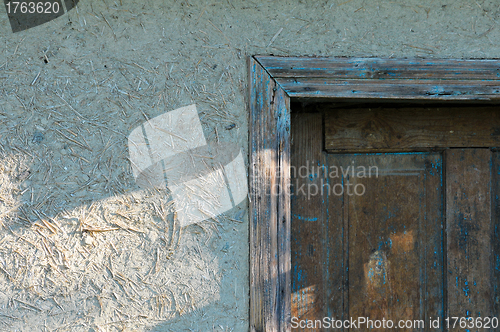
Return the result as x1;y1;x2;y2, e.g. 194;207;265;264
331;153;444;331
255;56;500;100
276;87;292;332
325;145;347;327
249;56;291;332
290;113;322;327
324;106;500;152
290;113;340;331
446;149;493;330
492;152;500;331
257;57;500;80
276;77;500;100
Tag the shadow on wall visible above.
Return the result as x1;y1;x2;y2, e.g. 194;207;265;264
128;104;247;227
0;104;248;330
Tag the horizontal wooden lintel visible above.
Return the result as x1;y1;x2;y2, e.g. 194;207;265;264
255;56;500;100
324;105;500;152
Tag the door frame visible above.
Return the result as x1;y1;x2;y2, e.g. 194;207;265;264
248;56;500;332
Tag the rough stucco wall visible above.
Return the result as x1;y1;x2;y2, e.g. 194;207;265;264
0;0;499;330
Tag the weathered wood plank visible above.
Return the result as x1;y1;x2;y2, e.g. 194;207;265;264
321;155;349;331
256;56;500;81
249;56;292;332
275;77;500;100
288;113;344;331
325;150;347;328
276;87;291;332
324;106;500;152
492;152;500;331
333;153;444;332
446;149;493;330
290;113;327;330
249;56;279;332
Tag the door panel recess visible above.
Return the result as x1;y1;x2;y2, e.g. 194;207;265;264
291;107;499;332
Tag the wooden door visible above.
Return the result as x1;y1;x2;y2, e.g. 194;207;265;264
291;105;500;331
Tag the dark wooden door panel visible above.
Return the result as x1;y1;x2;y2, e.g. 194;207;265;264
446;149;494;331
291;150;445;331
324;106;500;153
291;110;500;332
291;112;344;329
331;153;444;331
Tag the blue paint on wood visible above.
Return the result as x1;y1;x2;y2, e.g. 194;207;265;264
463;279;470;297
292;214;318;222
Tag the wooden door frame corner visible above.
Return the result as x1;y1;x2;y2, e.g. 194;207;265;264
248;55;500;332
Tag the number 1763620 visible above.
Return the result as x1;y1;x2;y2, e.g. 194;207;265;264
6;1;60;14
445;316;498;329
